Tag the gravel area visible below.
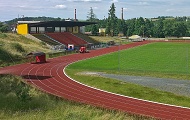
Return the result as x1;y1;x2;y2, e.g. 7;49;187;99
80;72;190;97
99;73;190;97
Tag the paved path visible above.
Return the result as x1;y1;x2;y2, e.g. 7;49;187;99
1;41;190;119
97;73;190;97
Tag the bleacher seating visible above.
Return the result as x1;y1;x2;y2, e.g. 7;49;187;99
74;33;100;45
32;34;61;46
46;32;88;47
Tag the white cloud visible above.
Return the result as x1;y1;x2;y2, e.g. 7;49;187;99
110;0;118;3
123;8;129;11
93;7;98;9
67;0;101;2
54;5;67;9
1;0;190;21
166;9;175;12
166;8;184;13
138;1;149;5
82;0;101;1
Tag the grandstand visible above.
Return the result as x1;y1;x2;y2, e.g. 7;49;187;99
46;32;88;47
74;33;100;45
17;21;99;49
32;34;62;46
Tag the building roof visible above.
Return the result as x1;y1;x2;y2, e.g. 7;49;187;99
22;21;97;27
18;21;41;24
27;52;45;56
129;35;141;39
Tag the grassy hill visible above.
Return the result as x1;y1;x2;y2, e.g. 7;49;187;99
1;75;145;120
0;33;152;120
0;33;51;67
90;36;127;43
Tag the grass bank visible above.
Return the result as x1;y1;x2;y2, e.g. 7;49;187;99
0;33;51;67
0;75;152;120
0;33;76;67
90;36;129;45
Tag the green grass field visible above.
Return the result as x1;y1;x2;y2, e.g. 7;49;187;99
68;42;190;79
66;42;190;107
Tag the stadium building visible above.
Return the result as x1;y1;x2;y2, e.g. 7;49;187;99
17;20;96;35
16;20;98;49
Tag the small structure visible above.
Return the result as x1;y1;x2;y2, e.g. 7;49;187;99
118;31;124;37
129;35;143;42
27;52;46;63
107;41;115;46
79;47;89;53
68;44;74;50
99;28;106;36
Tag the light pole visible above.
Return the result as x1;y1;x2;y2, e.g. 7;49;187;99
186;47;189;78
118;40;121;71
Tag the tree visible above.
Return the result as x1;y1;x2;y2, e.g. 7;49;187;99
0;22;8;33
98;19;107;28
134;17;145;36
117;19;127;36
87;7;97;22
126;18;136;37
173;22;188;37
185;20;190;36
106;3;117;36
144;19;153;37
86;7;98;32
124;16;190;38
163;19;175;37
152;18;164;38
91;25;99;35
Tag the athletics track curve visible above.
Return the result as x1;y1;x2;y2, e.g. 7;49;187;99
1;41;190;119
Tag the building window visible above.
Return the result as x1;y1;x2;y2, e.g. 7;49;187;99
39;27;45;33
55;27;60;32
30;27;36;33
61;27;66;32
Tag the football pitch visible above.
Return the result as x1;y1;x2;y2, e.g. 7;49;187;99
69;42;190;79
66;42;190;107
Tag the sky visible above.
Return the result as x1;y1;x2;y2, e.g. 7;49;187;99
0;0;190;22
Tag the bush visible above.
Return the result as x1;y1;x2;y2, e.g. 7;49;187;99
0;74;31;102
11;43;25;53
40;41;46;46
0;22;8;33
48;50;75;58
0;33;7;38
0;48;14;62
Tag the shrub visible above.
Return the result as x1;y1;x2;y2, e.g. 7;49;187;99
0;48;14;62
40;41;46;46
0;22;8;33
11;43;25;53
0;33;7;38
0;74;31;102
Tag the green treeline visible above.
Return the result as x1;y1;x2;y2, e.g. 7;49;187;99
4;16;190;38
86;3;190;38
93;16;190;38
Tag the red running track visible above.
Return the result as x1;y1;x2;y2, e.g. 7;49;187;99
1;41;190;119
